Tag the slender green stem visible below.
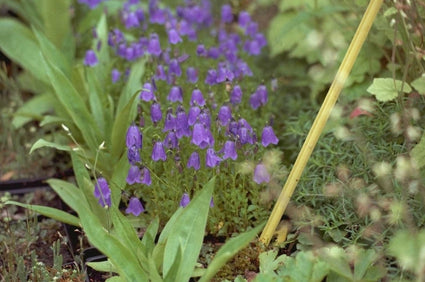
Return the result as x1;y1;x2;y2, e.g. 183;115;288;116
260;0;384;245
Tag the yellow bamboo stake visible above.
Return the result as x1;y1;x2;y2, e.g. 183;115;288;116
260;0;384;245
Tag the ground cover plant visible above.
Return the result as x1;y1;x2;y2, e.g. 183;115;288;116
1;0;425;281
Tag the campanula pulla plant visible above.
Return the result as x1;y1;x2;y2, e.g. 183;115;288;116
80;0;279;233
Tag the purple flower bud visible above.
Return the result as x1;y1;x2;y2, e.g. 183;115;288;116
261;126;279;147
206;148;221;168
111;69;121;83
84;50;98;67
155;64;167;81
255;33;267;48
221;140;237;160
94;177;111;207
244;40;261;55
126;125;142;148
230;85;242;104
254;163;270;184
164;131;179;149
140;82;155;101
246;22;258;37
188;106;201;125
127;145;141;164
238;11;251;27
176;108;191;138
207;47;220;59
167;86;183;103
163;110;176;132
190;89;205;106
141;167;152;186
186;67;198;83
126;197;145;216
196;44;207;56
123;11;140;28
152;141;166;161
187;151;201;170
180;193;190;207
221;4;233;23
136;8;144;21
218;105;232;126
205;69;217;85
169;59;182;77
148;33;161;56
126;165;142;185
168;28;182;44
250;92;261;110
210;197;214;207
150;102;162;124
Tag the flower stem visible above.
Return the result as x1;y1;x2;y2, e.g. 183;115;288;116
259;0;384;245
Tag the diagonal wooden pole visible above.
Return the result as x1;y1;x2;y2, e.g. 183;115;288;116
260;0;384;245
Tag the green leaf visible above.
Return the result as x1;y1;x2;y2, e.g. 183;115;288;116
40;0;71;49
116;59;145;113
86;259;117;273
411;76;425;95
0;18;48;83
278;251;329;282
30;138;71;154
105;276;126;282
40;115;68;127
258;250;285;274
367;78;412;102
5;200;80;227
200;223;264;282
163;177;215;281
141;217;159;256
12;93;54;128
411;132;425;169
388;230;425;274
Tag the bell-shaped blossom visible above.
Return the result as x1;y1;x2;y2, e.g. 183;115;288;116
218;105;232;126
230;85;242;104
176;107;190;138
136;8;144;21
246;22;258;37
261;126;279;147
123;11;140;28
188;106;201;125
141;167;152;186
250;85;268;109
169;59;182;77
198;109;211;128
168;28;182;44
167;86;183;103
126;125;142;148
221;4;233;23
94;177;111;207
107;28;124;47
152;141;167;161
206;148;221;168
155;64;167;80
244;40;261;55
192;123;209;148
163;110;176;132
111;69;121;83
84;50;98;66
126;197;145;216
238;11;251;27
187;151;200;170
140;82;155;101
126;165;142;185
186;67;198;83
254;163;270;184
216;65;234;83
164;131;179;149
190;89;206;106
221;140;237;160
148;33;161;56
207;47;220;59
150;102;162;124
180;193;190;207
196;44;207;56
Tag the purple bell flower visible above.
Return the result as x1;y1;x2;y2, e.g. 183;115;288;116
111;69;121;83
192;123;208;148
246;22;258;37
123;11;140;28
254;163;270;184
196;44;207;56
250;85;267;109
126;197;145;216
186;67;198;83
190;89;206;106
218;105;232;126
94;178;111;207
244;40;261;55
140;82;155;101
250;91;261;110
180;193;190;207
221;140;237;160
187;151;201;170
155;64;167;81
148;33;161;56
167;86;183;103
207;47;220;59
188;106;201;125
210;197;214;207
126;165;142;185
168;28;182;44
126;125;142;148
176;108;191;138
230;85;242;104
127;145;141;164
238;11;251;27
206;148;221;168
261;126;279;147
150;102;162;124
141;167;152;186
198;110;211;128
163;110;177;132
152;141;167;161
84;50;98;67
221;4;233;23
169;59;182;77
205;69;217;85
164;131;179;149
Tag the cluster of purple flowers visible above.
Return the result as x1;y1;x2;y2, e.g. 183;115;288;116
84;0;278;214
